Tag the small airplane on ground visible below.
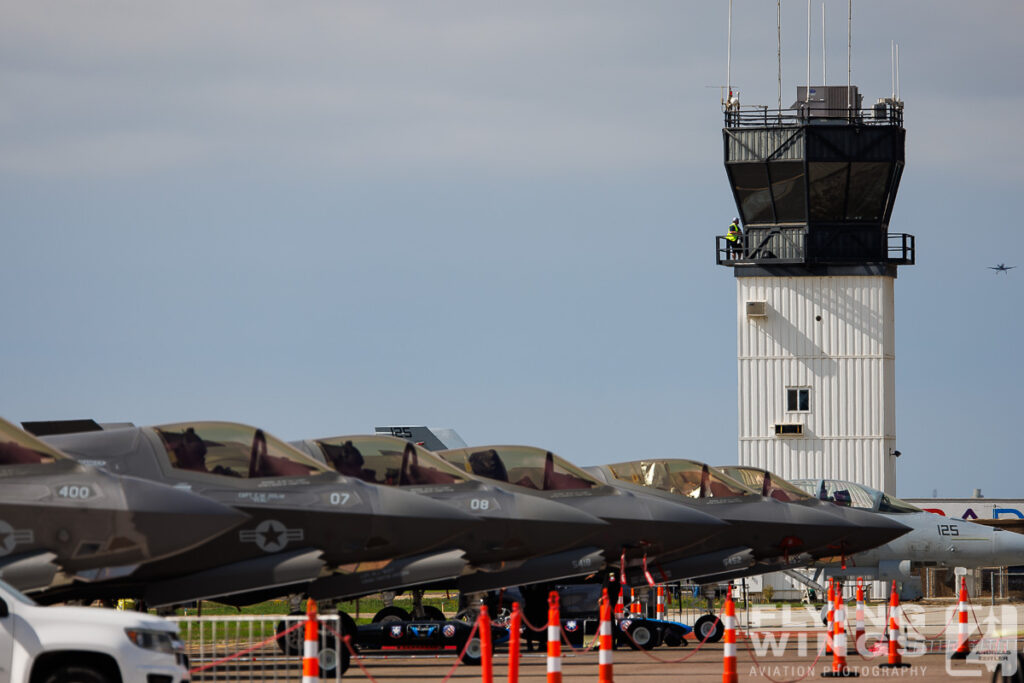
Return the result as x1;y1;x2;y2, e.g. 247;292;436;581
30;420;479;608
989;263;1016;273
0;417;247;593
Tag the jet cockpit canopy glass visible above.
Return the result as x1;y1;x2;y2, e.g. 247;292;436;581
0;417;69;467
439;446;598;491
603;460;757;499
156;422;329;479
312;436;468;486
790;479;923;514
717;466;815;503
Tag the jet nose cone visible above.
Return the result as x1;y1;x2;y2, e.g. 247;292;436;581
369;484;480;556
633;496;729;553
819;506;911;555
121;476;249;561
504;494;608;554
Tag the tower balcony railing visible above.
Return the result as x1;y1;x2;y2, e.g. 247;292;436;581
724;103;903;129
716;229;916;266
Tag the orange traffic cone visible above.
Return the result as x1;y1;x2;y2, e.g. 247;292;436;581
656;585;665;620
302;598;319;683
508;602;521;683
879;581;910;669
723;585;737;683
825;579;834;655
951;576;971;660
598;588;614;683
822;579;858;677
547;590;562;683
479;604;494;683
853;578;866;654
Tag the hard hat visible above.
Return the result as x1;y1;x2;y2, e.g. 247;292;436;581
733;217;739;223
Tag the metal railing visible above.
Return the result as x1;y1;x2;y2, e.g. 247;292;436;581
717;230;916;266
724;104;903;129
171;613;344;682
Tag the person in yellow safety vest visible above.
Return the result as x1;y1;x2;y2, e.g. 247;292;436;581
726;217;743;257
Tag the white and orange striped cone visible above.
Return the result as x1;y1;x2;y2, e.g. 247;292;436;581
629;587;641;616
598;588;614;683
614;584;624;620
656;585;665;620
547;590;562;683
508;602;521;683
825;580;834;655
822;579;858;677
853;578;866;654
479;604;494;683
879;580;910;669
723;585;738;683
302;598;319;683
951;576;971;660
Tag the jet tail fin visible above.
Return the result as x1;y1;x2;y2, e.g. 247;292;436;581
374;425;467;451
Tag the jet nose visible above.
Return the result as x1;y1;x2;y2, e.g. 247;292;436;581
368;484;480;556
120;475;249;561
816;505;911;555
630;495;729;553
503;494;608;555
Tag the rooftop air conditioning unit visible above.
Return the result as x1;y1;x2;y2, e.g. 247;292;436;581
746;301;767;317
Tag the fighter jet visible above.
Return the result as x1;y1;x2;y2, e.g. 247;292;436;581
587;460;908;585
789;478;1024;586
31;421;478;607
290;435;610;597
989;264;1016;273
0;417;247;593
435;445;730;585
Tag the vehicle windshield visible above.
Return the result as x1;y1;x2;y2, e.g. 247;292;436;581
717;466;814;502
0;417;68;466
790;479;923;513
604;460;756;499
438;446;597;491
156;422;329;479
313;436;467;486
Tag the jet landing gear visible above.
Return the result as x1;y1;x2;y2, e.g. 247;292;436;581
370;589;446;623
275;598;355;677
690;585;726;643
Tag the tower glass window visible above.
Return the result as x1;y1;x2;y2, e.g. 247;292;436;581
786;388;810;412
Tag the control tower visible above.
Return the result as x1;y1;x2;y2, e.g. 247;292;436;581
717;85;913;493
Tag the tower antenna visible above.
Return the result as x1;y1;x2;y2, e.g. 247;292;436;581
821;3;826;85
891;40;896;100
896;43;901;101
806;0;811;95
726;0;733;101
777;1;783;112
847;0;852;110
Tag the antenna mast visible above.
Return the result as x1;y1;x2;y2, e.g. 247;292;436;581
821;3;826;85
777;1;782;111
727;0;733;101
847;0;852;109
806;0;811;94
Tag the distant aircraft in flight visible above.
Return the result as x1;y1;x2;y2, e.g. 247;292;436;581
988;264;1016;273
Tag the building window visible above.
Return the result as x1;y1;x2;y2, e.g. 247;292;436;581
786;388;810;412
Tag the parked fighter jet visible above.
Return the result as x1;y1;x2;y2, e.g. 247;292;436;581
31;421;478;607
587;460;908;585
435;445;730;585
290;435;610;597
788;478;1024;586
0;417;247;593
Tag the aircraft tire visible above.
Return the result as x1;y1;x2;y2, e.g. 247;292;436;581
372;606;411;625
460;636;483;665
693;614;724;643
276;610;305;655
40;664;112;683
624;622;658;650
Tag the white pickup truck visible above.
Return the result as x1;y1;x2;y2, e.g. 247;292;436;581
0;579;189;683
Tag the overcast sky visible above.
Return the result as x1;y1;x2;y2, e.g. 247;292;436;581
1;1;1021;498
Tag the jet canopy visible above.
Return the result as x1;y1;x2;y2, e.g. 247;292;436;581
311;436;469;486
603;460;757;499
0;417;73;467
440;446;599;491
155;422;330;479
790;479;922;514
717;466;815;503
